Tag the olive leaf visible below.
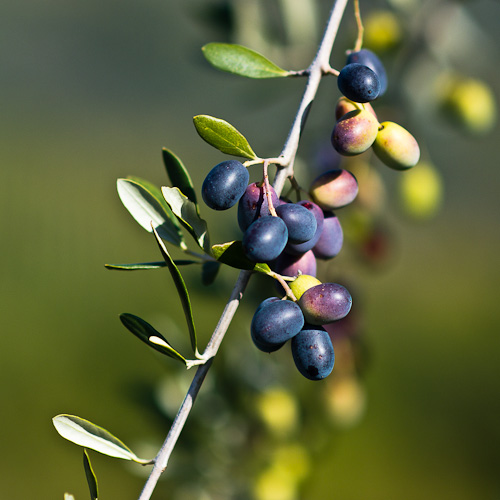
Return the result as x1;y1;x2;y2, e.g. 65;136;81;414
162;148;198;205
193;115;258;160
162;186;211;254
152;226;198;355
83;450;99;500
202;43;290;79
117;178;186;249
104;260;199;271
52;414;151;464
202;261;221;286
120;313;187;364
212;241;272;275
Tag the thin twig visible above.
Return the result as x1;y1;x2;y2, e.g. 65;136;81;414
353;0;364;52
137;1;350;498
262;160;278;217
138;270;251;500
269;271;298;301
323;66;340;76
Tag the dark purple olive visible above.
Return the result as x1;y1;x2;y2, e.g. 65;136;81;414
242;215;288;262
202;160;249;210
312;211;343;260
251;298;304;352
337;63;381;103
298;282;352;325
237;182;279;231
291;325;335;380
346;49;388;96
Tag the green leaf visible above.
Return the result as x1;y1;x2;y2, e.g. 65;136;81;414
193;115;258;160
117;178;186;248
105;260;199;271
162;186;211;254
52;414;150;463
83;450;99;500
120;313;187;364
201;260;221;286
151;227;198;355
162;148;198;205
211;241;272;275
202;43;289;79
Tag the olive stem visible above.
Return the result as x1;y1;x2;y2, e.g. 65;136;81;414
288;176;306;202
269;271;298;302
137;1;350;498
353;0;364;52
137;270;251;500
243;156;282;168
323;65;340;77
262;160;278;217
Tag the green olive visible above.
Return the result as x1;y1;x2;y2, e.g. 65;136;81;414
289;275;321;301
399;161;443;219
443;78;496;135
372;121;420;170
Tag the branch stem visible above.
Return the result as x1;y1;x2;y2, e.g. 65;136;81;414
137;1;349;498
138;270;251;500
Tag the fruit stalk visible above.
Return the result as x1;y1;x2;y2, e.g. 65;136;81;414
137;1;349;498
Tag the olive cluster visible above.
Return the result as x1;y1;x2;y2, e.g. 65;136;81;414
333;49;420;170
199;48;419;381
251;276;352;381
201;159;360;380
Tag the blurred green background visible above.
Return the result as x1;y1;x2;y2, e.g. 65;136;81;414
1;0;499;499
